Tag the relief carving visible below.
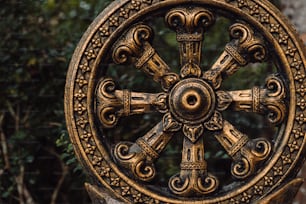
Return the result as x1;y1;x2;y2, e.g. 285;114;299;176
65;1;306;203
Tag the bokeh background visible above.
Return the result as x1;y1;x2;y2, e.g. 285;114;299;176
0;0;305;203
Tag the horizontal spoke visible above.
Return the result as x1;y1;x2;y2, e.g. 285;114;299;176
216;75;286;125
169;136;218;196
166;7;215;78
215;120;271;179
203;23;267;89
112;24;179;90
96;78;167;128
114;121;174;181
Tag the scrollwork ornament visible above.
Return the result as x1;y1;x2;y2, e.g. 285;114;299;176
231;158;250;179
112;24;153;64
112;24;179;91
114;142;156;181
203;22;268;89
229;23;267;63
263;74;286;124
96;78;120;128
166;7;215;70
165;7;215;34
220;74;287;125
231;138;271;179
215;120;272;179
169;172;218;196
169;137;218;196
96;78;169;128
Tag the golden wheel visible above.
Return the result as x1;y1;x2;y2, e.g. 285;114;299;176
65;0;306;203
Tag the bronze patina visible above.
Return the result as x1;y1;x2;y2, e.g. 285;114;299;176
65;0;306;203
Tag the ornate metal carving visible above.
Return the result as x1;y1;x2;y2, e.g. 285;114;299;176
65;0;306;203
221;74;287;125
112;24;179;91
215;120;271;179
96;78;168;128
203;22;267;89
114;122;173;181
169;137;219;196
166;7;215;78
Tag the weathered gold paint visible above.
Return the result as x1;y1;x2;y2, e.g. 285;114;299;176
65;0;306;203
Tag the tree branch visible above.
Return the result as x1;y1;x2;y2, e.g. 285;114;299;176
45;147;69;204
0;113;10;171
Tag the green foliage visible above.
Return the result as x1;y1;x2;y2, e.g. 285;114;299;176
0;0;112;203
56;131;82;172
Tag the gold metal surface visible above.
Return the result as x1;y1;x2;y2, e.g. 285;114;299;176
65;0;306;203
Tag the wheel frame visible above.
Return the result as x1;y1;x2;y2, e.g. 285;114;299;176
65;0;306;203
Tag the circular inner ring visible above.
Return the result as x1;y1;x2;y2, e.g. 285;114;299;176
169;78;216;125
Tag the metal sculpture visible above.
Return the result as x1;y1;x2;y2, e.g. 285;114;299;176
65;0;306;203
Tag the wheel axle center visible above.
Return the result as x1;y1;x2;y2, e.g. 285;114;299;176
169;78;215;125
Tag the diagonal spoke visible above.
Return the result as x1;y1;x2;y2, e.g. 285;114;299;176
203;23;267;89
214;120;271;179
169;136;218;196
112;24;179;91
96;78;168;128
216;75;286;125
114;121;174;181
165;7;215;78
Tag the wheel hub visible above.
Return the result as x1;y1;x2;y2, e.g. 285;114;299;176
169;78;215;125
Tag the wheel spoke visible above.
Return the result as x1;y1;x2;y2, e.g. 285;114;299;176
114;121;174;181
216;75;286;125
165;7;215;78
96;78;168;128
203;23;267;89
112;24;179;91
214;120;271;179
169;136;218;196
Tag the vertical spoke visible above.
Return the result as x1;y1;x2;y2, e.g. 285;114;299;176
169;136;218;196
166;7;215;78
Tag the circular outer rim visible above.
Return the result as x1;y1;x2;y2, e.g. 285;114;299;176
65;0;306;203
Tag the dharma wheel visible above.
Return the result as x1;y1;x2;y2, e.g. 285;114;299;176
65;0;306;203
